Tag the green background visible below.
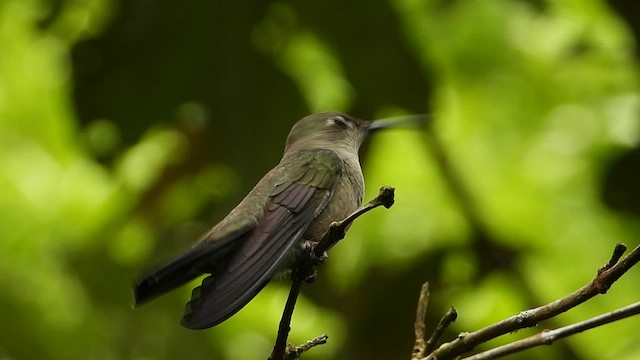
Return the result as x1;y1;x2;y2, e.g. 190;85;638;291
0;0;639;359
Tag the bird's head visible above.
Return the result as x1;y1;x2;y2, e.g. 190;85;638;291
284;112;369;155
283;111;428;156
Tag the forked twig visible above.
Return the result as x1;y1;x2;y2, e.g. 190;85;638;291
422;243;640;360
412;282;430;359
461;300;640;360
270;186;395;360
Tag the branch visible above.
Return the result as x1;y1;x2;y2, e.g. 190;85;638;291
314;185;395;257
269;186;395;360
411;282;430;360
461;301;640;360
269;278;304;360
283;334;329;360
425;242;640;360
425;306;457;355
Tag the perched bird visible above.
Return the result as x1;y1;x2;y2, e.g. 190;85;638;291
133;112;410;329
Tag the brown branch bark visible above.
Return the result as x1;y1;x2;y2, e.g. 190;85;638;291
423;242;640;360
269;277;304;360
269;186;395;360
411;282;430;360
425;306;457;355
461;301;640;360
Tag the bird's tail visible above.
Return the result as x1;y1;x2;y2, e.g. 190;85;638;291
133;240;235;306
133;251;203;306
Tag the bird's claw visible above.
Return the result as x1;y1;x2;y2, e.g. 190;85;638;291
293;241;330;283
310;250;328;266
300;241;328;265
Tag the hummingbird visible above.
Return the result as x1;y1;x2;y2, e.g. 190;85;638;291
133;112;417;329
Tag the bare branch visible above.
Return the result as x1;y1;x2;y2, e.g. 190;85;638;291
461;301;640;360
425;306;457;355
599;243;627;273
314;186;395;257
270;186;395;360
412;282;430;360
283;334;329;360
269;280;304;360
425;243;640;360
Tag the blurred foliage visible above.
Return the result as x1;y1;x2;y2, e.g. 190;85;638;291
0;0;639;359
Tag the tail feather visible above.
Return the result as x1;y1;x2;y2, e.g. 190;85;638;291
133;260;200;306
133;240;235;306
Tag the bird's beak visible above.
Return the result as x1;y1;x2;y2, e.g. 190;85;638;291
366;114;429;134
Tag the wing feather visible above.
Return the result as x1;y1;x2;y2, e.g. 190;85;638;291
133;220;254;306
181;149;343;329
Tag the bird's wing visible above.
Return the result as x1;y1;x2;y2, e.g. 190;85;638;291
133;217;256;306
181;149;343;329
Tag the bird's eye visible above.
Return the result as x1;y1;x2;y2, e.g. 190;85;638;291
331;115;349;129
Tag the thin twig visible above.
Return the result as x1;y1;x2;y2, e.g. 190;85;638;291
269;279;303;360
412;282;430;359
424;243;640;360
425;306;457;355
269;186;396;360
598;243;626;273
461;301;640;360
314;186;395;257
283;334;329;360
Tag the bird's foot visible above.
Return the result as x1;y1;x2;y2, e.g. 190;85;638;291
293;241;329;283
310;249;328;266
301;241;328;266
